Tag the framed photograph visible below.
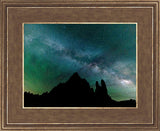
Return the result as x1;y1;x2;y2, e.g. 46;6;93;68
23;23;137;108
0;0;159;130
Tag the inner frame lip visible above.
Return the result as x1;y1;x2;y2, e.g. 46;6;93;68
22;22;138;109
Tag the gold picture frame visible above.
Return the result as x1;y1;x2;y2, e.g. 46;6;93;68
0;0;159;130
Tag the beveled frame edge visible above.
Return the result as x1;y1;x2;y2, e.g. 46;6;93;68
0;0;159;130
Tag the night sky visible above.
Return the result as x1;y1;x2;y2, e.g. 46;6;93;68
24;24;136;101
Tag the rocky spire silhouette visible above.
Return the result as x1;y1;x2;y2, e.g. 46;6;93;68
95;80;111;106
24;72;136;107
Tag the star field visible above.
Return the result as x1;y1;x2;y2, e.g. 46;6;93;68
24;24;136;101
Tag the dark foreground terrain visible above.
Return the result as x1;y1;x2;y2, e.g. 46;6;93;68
24;72;136;107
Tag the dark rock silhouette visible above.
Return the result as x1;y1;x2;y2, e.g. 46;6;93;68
24;72;136;107
95;80;113;106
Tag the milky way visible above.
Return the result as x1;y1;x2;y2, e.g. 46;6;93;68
24;24;136;101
